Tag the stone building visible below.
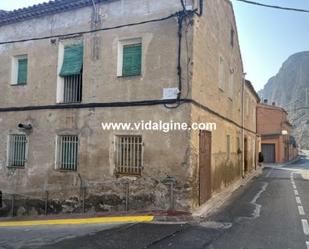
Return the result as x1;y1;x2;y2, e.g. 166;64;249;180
0;0;259;215
257;101;298;163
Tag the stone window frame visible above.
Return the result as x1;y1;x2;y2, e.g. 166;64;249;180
10;54;28;86
56;39;84;104
6;133;29;168
113;134;144;176
54;134;79;172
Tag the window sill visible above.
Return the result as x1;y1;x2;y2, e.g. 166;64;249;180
7;166;25;169
116;172;142;178
55;169;77;173
117;74;142;79
56;102;83;105
10;83;27;86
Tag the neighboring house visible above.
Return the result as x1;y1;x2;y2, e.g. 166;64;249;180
0;0;259;215
257;101;298;163
243;80;260;173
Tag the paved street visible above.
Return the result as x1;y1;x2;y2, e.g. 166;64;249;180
1;153;309;249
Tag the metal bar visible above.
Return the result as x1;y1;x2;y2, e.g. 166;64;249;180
45;191;49;215
82;186;85;213
11;194;15;217
170;182;174;211
125;182;129;212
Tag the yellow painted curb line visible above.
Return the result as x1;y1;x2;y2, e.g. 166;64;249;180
0;216;154;227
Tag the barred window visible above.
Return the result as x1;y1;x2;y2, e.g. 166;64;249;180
115;135;143;175
63;74;83;103
8;134;27;167
59;43;83;103
56;135;79;171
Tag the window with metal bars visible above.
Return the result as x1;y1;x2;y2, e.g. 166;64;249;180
56;135;79;171
63;74;83;103
8;134;27;167
115;135;143;175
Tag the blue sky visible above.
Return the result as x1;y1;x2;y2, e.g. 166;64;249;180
1;0;309;91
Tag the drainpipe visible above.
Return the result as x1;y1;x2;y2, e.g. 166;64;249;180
241;73;246;178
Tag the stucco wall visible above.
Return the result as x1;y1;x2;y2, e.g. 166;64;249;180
0;0;195;213
189;0;258;206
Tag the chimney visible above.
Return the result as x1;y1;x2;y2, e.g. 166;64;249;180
272;102;276;106
263;99;268;104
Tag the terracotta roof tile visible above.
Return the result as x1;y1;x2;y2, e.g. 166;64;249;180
0;0;108;26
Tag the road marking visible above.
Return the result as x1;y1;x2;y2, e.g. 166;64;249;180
265;169;272;178
250;182;269;219
0;216;154;227
298;206;305;215
296;197;302;204
293;184;297;189
306;241;309;249
302;219;309;235
294;190;299;195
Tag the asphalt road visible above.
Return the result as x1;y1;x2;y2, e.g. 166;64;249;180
1;153;309;249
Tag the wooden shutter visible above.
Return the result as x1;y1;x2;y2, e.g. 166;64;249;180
17;58;28;85
122;43;142;76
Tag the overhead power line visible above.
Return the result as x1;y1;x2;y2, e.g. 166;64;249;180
0;13;177;45
235;0;309;13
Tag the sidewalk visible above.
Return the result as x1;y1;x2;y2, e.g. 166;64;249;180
193;167;263;219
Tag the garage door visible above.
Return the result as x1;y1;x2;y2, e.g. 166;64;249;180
262;144;275;163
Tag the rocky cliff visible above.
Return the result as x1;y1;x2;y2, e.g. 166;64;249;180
259;51;309;149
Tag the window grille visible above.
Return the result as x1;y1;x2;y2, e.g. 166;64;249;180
115;135;143;175
56;135;79;171
63;74;83;103
8;134;27;167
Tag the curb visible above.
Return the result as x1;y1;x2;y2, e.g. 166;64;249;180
0;215;154;227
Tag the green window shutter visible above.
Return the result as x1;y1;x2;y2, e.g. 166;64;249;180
59;43;84;77
122;43;142;76
17;58;28;85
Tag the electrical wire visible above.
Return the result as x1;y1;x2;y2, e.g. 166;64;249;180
0;13;177;45
234;0;309;13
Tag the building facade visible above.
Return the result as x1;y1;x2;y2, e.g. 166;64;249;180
0;0;259;215
257;102;298;163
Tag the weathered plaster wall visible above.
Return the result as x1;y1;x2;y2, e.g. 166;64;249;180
0;105;193;212
0;0;195;213
189;0;258;207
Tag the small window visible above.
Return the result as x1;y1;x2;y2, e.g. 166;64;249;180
56;135;79;171
228;71;234;99
227;135;231;160
118;39;142;77
122;44;142;76
8;134;27;167
219;56;225;91
230;28;235;47
11;56;28;85
59;43;83;103
115;135;143;175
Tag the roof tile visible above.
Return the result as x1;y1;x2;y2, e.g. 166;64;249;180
0;0;108;26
